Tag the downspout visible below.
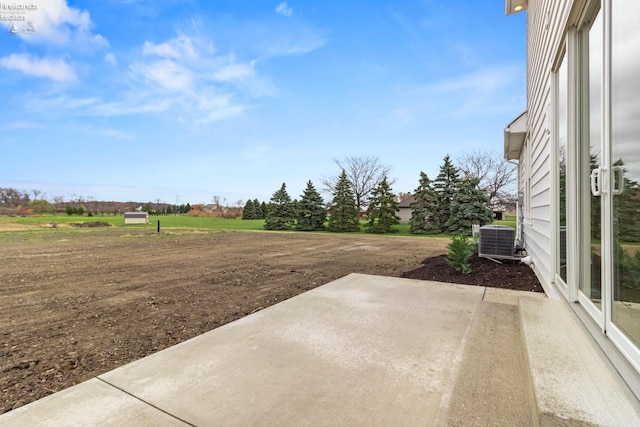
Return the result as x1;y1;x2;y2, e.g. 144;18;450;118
507;158;527;261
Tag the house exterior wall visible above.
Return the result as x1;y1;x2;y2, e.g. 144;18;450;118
511;0;640;395
519;0;575;289
397;208;411;224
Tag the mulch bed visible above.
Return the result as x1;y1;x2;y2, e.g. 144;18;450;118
401;254;544;293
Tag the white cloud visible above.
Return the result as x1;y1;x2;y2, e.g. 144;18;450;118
275;2;293;17
213;62;255;82
424;64;525;117
101;129;133;140
130;59;194;93
125;34;260;124
0;0;107;49
104;53;117;65
23;95;99;114
430;65;521;94
15;23;321;126
6;120;42;129
142;35;198;62
0;53;76;82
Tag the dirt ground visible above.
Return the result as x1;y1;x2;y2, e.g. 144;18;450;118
0;228;540;413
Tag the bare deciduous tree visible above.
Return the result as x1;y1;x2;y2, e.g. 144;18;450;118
212;195;228;212
456;149;516;207
322;155;395;214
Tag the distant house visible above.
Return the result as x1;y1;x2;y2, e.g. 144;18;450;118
124;212;149;224
397;195;415;224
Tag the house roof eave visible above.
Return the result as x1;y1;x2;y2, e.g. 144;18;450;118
504;110;527;161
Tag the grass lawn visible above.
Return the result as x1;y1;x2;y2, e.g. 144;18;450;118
0;214;448;237
493;216;517;229
0;214;515;237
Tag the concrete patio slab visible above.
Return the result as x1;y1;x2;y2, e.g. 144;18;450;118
0;378;187;426
98;274;483;426
445;301;537;426
1;273;639;426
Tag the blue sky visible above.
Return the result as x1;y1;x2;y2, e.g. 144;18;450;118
0;0;526;205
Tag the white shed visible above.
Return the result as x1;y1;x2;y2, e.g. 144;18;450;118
124;212;149;224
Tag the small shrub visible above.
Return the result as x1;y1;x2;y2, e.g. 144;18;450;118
447;235;473;274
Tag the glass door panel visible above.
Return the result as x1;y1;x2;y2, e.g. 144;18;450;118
611;0;640;347
558;57;568;285
580;11;602;308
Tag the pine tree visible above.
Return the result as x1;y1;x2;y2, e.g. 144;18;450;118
433;155;461;233
409;172;440;234
264;183;295;230
365;177;400;233
242;199;255;220
445;178;493;234
613;159;640;242
260;201;268;219
296;180;326;231
253;199;263;219
327;170;360;232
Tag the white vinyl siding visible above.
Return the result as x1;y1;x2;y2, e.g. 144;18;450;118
518;0;575;289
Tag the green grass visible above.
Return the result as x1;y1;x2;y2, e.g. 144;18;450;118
0;214;266;230
493;215;517;229
0;214;455;238
1;214;517;238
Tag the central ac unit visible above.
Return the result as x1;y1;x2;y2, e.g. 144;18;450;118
479;225;515;259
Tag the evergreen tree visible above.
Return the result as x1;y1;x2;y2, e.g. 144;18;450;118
613;159;640;242
260;201;268;219
365;177;400;233
432;155;461;233
252;199;262;219
327;170;360;232
296;180;326;231
409;172;440;234
242;199;256;220
445;178;493;234
264;183;295;230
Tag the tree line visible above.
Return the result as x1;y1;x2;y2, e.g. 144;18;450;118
255;154;495;235
1;150;516;229
261;172;401;234
409;155;493;234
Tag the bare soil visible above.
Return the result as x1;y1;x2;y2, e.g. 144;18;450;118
0;229;540;413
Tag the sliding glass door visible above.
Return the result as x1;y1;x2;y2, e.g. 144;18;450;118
610;0;640;350
580;0;640;369
578;7;603;316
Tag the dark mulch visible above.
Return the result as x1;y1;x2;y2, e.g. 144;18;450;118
402;254;544;293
